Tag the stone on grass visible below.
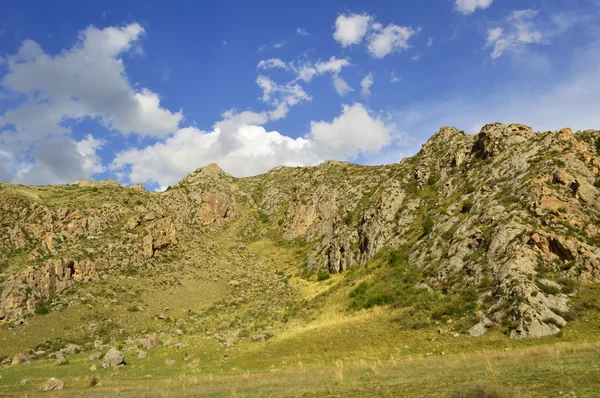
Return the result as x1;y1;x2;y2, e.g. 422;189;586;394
138;351;147;359
101;347;124;369
55;357;68;366
41;378;64;391
469;322;487;337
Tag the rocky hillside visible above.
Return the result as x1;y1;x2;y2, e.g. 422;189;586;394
1;123;599;341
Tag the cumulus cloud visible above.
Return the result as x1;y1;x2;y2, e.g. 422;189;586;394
257;58;289;70
297;28;309;36
112;103;394;188
309;103;393;158
455;0;493;15
0;23;182;138
333;13;372;47
333;12;418;59
4;134;105;185
361;73;374;96
0;23;186;184
486;9;544;59
367;24;419;59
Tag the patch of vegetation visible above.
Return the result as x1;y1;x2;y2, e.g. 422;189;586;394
595;137;600;154
34;304;51;315
460;201;474;214
536;280;561;295
317;271;331;281
422;216;434;236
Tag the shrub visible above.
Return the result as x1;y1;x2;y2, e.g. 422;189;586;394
460;201;474;213
536;281;561;295
127;305;139;312
90;376;99;387
422;216;434;236
595;137;600;154
558;278;579;294
427;173;438;186
34;305;50;315
259;212;270;224
317;271;331;281
542;317;563;329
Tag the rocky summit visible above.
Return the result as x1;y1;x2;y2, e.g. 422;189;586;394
0;123;600;394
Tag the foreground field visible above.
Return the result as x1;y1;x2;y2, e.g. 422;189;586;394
1;300;599;397
0;338;598;397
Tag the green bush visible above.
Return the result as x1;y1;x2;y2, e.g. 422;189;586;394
259;212;270;224
460;200;474;213
536;281;561;295
127;305;139;312
422;216;434;236
34;305;50;315
542;317;563;329
595;137;600;154
317;271;331;281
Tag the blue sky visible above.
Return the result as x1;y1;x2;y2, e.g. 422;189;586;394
0;0;599;190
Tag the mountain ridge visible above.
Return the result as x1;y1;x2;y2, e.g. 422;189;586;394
1;122;599;345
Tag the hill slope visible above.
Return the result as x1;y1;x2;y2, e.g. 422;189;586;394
1;123;600;394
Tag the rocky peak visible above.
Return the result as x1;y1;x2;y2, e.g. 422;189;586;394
475;123;535;159
178;163;234;187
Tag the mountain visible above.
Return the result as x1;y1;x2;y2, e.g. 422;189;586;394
0;123;599;394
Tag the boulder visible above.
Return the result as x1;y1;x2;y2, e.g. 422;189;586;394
138;351;147;359
62;343;81;356
87;352;101;361
55;357;68;366
41;378;64;391
469;323;487;337
11;352;28;365
101;347;124;369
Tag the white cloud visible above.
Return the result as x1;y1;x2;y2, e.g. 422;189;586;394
455;0;493;15
367;24;418;58
5;134;105;185
390;72;401;83
112;103;394;188
222;40;228;46
0;23;182;139
273;42;285;48
361;73;374;96
309;103;393;158
290;62;318;82
427;37;434;47
297;28;309;36
486;9;544;59
333;77;354;97
315;56;351;74
257;58;289;70
333;13;372;47
256;75;311;111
